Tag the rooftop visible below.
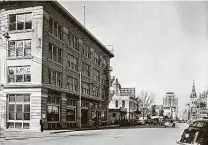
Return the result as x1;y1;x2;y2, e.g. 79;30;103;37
1;0;114;58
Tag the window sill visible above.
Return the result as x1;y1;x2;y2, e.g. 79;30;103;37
7;56;33;60
9;29;34;34
49;33;64;44
67;45;80;53
48;58;63;66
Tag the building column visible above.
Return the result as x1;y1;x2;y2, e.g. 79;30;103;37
61;92;67;129
76;101;81;128
88;103;93;127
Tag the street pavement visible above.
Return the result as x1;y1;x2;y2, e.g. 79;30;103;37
0;123;189;145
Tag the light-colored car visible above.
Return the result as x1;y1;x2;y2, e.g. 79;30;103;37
164;119;175;128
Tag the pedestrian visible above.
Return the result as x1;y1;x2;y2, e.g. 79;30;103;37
40;117;43;132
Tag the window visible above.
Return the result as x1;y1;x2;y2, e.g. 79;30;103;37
7;94;30;129
94;52;99;64
92;86;99;97
68;54;78;72
9;13;32;31
47;96;60;121
8;66;31;83
68;31;79;51
8;40;31;58
102;59;107;68
82;82;90;95
116;100;118;107
67;76;78;92
48;68;62;87
82;62;90;77
48;43;62;64
122;100;125;107
66;99;76;106
49;18;63;40
83;43;90;58
66;109;76;121
93;69;99;81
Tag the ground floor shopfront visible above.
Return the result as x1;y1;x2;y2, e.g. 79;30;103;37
0;86;109;131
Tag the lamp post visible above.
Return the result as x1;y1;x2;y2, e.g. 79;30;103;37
3;32;10;85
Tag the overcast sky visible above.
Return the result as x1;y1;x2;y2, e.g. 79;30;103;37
59;1;208;115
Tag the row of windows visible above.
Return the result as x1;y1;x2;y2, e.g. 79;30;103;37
115;100;126;108
8;13;108;68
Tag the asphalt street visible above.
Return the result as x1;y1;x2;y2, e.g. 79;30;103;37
1;123;189;145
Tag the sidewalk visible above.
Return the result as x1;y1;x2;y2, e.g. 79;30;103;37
0;125;120;141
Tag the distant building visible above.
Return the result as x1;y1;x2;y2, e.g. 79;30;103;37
163;92;178;120
188;81;198;120
109;78;138;124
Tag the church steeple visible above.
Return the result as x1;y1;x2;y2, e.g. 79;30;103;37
190;80;197;98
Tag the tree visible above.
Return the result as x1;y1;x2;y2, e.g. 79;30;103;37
137;90;156;119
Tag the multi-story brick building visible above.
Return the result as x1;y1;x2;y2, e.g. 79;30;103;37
0;1;114;131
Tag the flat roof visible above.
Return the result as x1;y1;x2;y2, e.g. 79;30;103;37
1;1;114;58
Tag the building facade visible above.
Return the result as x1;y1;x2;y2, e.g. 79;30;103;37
163;92;178;120
0;1;114;131
108;78;138;124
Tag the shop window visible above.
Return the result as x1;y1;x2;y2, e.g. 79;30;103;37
7;94;30;129
47;96;60;121
66;109;76;121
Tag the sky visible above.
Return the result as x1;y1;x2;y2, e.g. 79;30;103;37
58;1;208;115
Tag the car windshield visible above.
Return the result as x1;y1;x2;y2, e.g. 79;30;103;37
189;121;198;127
196;122;205;128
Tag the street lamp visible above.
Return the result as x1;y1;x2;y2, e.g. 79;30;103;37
3;32;10;85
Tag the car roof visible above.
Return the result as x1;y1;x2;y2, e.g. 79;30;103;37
192;119;208;123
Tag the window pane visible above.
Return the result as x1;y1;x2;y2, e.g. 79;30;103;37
9;23;16;31
25;13;32;29
10;15;16;23
9;113;15;120
24;66;31;74
23;123;29;129
17;14;24;30
8;41;15;57
16;41;23;56
16;112;23;120
24;74;31;82
16;75;23;82
15;122;22;129
24;104;30;112
24;95;30;102
24;113;30;120
16;95;24;102
24;40;31;56
16;66;24;74
7;122;14;128
9;95;15;102
9;104;15;112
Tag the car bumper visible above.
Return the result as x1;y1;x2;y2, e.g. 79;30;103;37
176;141;192;145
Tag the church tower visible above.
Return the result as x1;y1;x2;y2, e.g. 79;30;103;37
189;80;198;120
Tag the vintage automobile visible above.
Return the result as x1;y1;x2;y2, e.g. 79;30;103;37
164;119;175;128
177;119;208;145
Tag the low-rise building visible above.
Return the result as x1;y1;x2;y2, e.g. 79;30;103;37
108;78;138;124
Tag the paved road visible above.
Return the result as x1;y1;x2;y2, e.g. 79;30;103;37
1;123;188;145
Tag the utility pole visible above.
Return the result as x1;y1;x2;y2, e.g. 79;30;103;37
79;71;82;129
84;6;85;27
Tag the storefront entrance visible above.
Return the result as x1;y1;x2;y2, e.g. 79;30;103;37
81;109;88;125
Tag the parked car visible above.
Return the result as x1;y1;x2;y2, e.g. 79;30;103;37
177;119;208;145
164;119;175;128
137;119;145;125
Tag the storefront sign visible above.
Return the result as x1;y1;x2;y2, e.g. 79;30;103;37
120;107;127;112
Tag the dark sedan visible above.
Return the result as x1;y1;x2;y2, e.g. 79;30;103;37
177;119;208;145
